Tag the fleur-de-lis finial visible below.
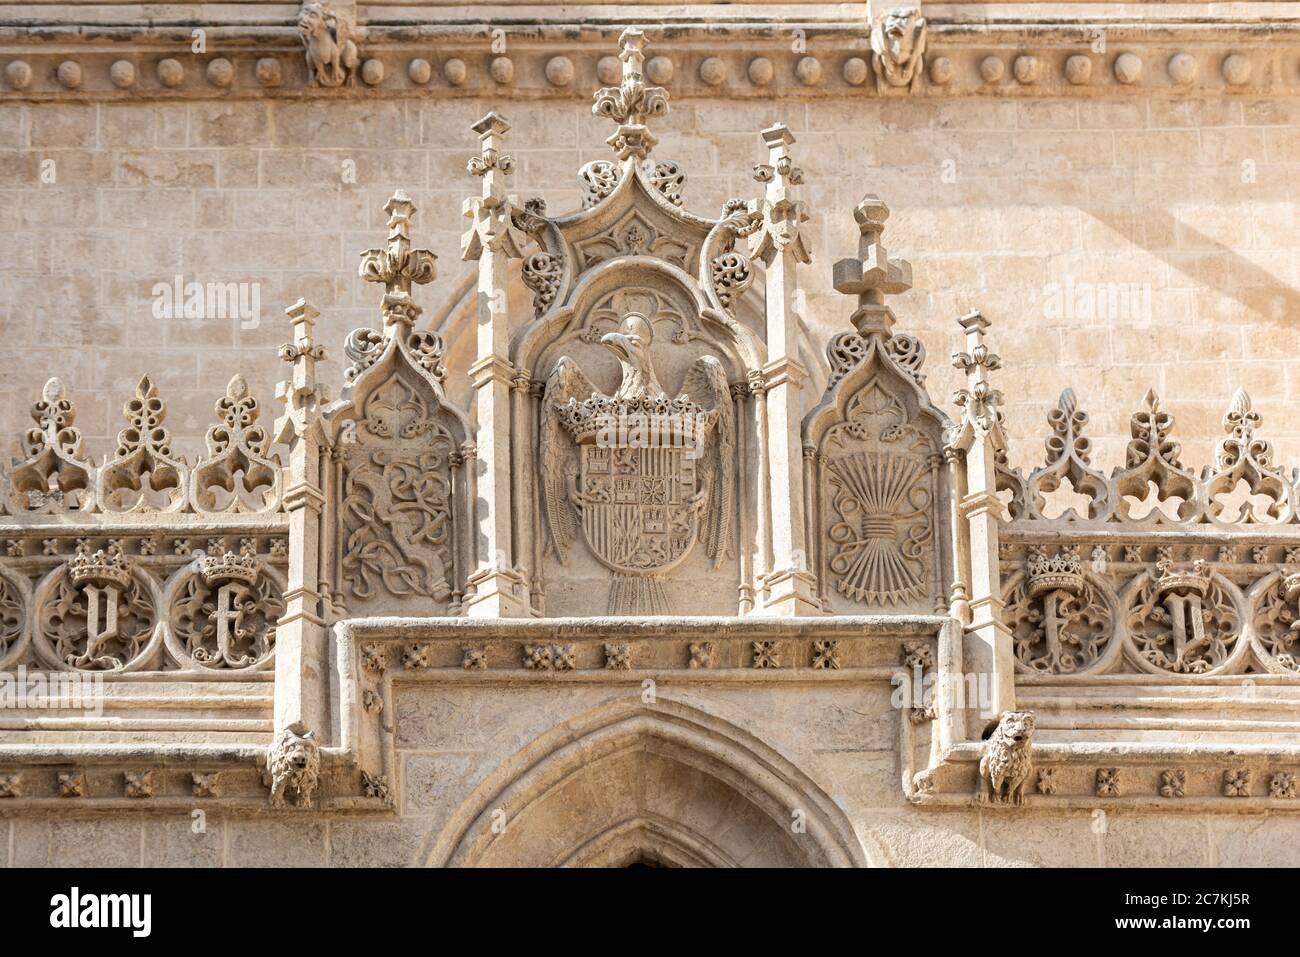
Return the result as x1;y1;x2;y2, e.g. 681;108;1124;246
951;309;1004;439
358;190;437;332
591;27;669;160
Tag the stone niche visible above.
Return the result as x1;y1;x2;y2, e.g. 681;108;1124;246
805;335;949;617
524;238;753;617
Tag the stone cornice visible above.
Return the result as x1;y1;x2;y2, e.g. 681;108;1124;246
1;18;1297;101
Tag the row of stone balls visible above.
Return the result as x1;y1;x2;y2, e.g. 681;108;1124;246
2;50;1263;92
5;56;286;90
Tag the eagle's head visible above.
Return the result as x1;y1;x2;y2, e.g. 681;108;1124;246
600;313;664;400
600;312;653;362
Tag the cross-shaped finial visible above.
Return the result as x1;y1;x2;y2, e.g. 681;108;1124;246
832;194;913;338
592;27;669;160
748;124;810;265
358;190;437;331
462;112;525;262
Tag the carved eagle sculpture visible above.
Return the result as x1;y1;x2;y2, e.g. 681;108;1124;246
540;312;736;572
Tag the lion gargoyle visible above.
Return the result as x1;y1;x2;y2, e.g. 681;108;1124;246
871;7;927;94
298;1;360;88
265;721;321;809
976;710;1036;806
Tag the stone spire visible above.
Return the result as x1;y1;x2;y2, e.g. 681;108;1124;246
272;297;329;746
591;27;669;161
948;308;1015;723
748;123;818;616
460;112;530;619
832;195;913;339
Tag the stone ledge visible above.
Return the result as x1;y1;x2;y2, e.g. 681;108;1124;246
1;21;1296;101
339;612;950;637
909;740;1300;809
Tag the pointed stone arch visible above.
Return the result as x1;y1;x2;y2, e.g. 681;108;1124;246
427;697;869;867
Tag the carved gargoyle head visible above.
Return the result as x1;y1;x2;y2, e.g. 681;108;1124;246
999;710;1036;746
881;8;924;62
297;2;330;39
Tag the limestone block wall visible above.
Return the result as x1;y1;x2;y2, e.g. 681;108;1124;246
0;91;1296;477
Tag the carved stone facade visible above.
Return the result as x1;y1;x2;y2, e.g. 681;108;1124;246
0;6;1298;867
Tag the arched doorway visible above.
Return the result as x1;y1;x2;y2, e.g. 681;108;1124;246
427;698;868;867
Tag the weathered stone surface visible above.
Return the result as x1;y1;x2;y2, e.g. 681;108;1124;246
330;820;431;867
143;816;225;867
0;14;1296;868
48;819;143;868
227;821;327;867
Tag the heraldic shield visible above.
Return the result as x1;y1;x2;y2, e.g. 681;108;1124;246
540;313;736;615
576;441;700;613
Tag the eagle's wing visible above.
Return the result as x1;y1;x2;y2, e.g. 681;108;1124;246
539;356;599;564
681;355;735;568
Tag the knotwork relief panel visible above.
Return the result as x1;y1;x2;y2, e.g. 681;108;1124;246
337;373;459;613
